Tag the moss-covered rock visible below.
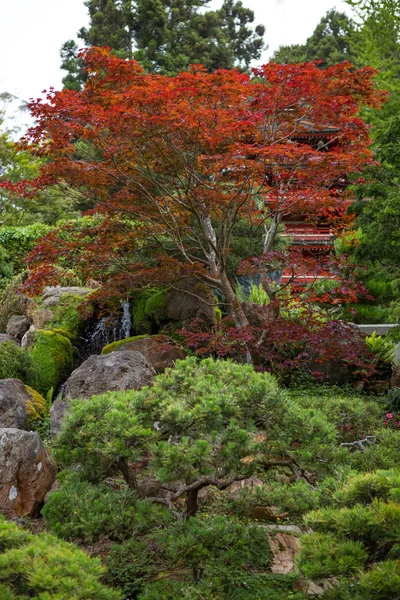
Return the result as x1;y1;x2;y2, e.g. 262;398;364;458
102;334;150;354
131;289;166;334
102;335;186;374
29;330;73;397
42;293;90;340
24;385;47;420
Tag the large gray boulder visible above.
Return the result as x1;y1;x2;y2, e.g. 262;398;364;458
42;286;93;307
163;279;216;327
0;334;19;346
0;428;56;517
6;315;31;340
110;336;186;373
50;351;155;437
0;379;31;429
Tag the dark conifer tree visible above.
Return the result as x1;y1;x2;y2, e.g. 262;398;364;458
61;0;266;88
272;9;355;68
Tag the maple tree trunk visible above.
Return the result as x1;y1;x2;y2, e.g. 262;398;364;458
219;272;249;328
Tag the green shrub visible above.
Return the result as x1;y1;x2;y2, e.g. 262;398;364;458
388;301;400;324
229;478;330;520
287;385;382;444
366;331;396;363
342;303;392;324
334;469;400;506
299;532;367;578
0;244;13;289
135;576;302;600
298;469;400;599
54;357;346;519
0;341;34;382
29;329;73;396
43;473;171;543
384;388;400;414
0;223;52;273
105;515;276;599
0;515;122;599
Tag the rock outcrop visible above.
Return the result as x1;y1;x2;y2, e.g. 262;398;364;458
41;286;93;307
163;279;216;327
0;379;31;429
0;428;56;517
0;334;19;346
50;350;155;436
106;336;186;373
6;315;31;340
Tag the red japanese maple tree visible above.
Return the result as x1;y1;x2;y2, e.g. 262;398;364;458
17;48;384;334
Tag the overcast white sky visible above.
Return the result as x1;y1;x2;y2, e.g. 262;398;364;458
1;0;353;101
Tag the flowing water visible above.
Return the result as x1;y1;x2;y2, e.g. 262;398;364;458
79;300;132;358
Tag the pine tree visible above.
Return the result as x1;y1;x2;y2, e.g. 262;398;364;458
60;0;266;88
272;9;355;68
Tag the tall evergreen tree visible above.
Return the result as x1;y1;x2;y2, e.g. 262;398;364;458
272;9;355;67
60;0;266;88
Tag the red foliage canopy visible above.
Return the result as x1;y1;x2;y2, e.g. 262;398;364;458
14;48;385;328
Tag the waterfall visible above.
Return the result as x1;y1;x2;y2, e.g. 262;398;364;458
121;300;132;339
80;300;132;357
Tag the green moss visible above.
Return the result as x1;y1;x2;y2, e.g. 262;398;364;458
132;289;166;334
101;334;151;355
43;293;90;339
29;330;73;396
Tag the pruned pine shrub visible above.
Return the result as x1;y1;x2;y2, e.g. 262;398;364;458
104;515;288;600
0;516;122;599
298;469;400;599
43;473;172;543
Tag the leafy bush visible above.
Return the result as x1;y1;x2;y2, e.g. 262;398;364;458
299;532;368;578
43;473;171;543
236;282;270;305
0;341;34;382
365;331;396;363
181;314;376;381
29;329;73;396
334;469;400;507
287;385;382;443
0;244;13;289
0;515;122;599
385;388;400;413
0;223;52;273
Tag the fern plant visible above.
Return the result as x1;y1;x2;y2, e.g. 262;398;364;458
365;332;395;363
385;388;400;413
